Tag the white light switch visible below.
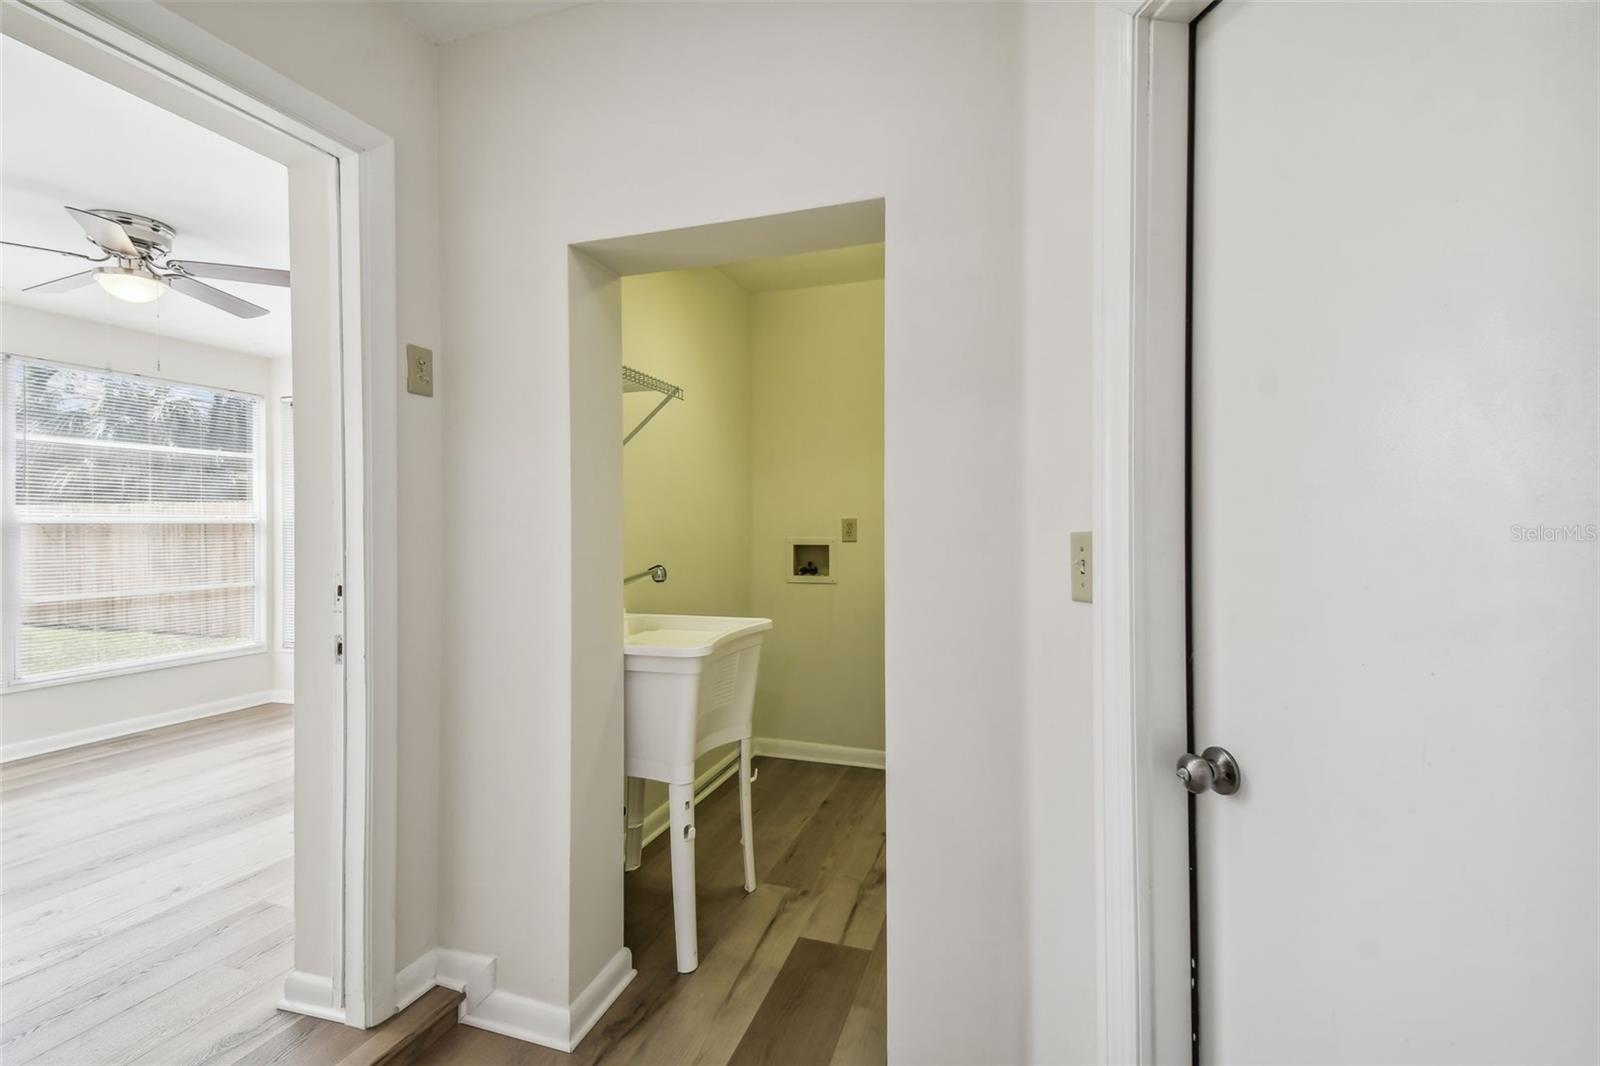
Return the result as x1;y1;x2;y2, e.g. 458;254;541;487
1070;531;1092;603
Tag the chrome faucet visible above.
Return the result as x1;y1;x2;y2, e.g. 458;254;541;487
624;564;668;586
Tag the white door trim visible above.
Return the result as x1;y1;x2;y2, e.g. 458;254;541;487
1;0;401;1029
1094;1;1207;1061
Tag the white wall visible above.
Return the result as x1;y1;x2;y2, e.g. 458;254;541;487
0;304;289;757
435;5;1097;1060
159;0;446;975
1019;4;1099;1061
142;3;1099;1056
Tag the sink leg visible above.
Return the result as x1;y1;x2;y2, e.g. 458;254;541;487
623;776;645;872
667;782;699;973
739;739;756;893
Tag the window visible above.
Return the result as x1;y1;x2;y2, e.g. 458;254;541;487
2;356;264;686
280;396;294;650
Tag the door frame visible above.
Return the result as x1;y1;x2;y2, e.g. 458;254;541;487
0;0;402;1028
1093;0;1209;1061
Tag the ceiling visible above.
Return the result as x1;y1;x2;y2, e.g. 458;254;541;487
0;36;291;360
392;1;590;44
718;243;886;293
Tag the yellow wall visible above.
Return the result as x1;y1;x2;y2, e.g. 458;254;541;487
622;265;885;767
749;280;885;751
621;267;752;816
622;268;751;617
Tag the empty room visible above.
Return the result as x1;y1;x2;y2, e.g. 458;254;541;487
0;24;343;1064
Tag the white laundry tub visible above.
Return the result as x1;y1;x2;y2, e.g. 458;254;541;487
622;614;771;782
622;613;771;973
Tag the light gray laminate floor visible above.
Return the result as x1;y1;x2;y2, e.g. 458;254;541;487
1;704;299;1065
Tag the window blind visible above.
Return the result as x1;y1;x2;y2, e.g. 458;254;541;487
3;356;264;684
280;397;294;650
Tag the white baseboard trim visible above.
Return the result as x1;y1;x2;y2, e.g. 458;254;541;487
2;690;296;763
464;987;570;1051
397;945;633;1052
639;748;741;850
279;969;345;1024
435;948;497;1014
753;736;885;770
394;949;439;1013
567;947;636;1049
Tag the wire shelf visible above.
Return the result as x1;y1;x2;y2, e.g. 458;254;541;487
622;365;684;444
622;365;684;399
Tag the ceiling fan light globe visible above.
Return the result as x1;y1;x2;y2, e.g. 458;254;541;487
93;266;167;304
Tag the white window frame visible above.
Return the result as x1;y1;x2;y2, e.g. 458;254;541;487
1;355;269;692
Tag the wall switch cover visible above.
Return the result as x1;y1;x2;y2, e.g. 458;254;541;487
1071;531;1092;603
406;344;434;397
841;517;858;543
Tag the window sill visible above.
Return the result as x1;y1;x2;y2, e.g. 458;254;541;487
2;642;270;694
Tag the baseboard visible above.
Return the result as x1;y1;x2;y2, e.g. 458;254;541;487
435;948;496;1014
753;736;885;770
566;947;636;1049
279;969;345;1024
395;950;440;1013
398;945;633;1053
463;987;571;1051
1;690;295;763
639;748;741;850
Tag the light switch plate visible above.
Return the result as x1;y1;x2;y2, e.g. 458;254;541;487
1070;531;1092;603
406;344;434;397
841;517;858;543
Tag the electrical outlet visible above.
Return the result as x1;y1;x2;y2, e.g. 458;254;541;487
842;517;859;543
1070;531;1092;603
406;344;434;397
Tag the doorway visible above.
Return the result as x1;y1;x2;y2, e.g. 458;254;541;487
453;201;888;1058
0;0;396;1039
618;243;886;1059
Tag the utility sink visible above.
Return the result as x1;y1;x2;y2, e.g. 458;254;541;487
622;613;771;974
622;614;771;782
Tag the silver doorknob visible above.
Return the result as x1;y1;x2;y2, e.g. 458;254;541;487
1176;746;1240;795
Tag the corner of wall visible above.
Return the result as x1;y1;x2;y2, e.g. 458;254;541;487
394;944;635;1053
280;969;344;1024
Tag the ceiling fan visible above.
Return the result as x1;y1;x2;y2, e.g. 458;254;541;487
1;206;289;319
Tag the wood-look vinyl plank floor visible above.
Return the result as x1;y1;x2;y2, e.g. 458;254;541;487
1;702;888;1065
415;759;887;1066
0;704;299;1066
726;937;871;1066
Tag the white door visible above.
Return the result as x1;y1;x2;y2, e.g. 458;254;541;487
1190;3;1598;1062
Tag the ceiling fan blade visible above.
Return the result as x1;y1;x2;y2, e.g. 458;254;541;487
23;270;99;294
1;239;107;263
168;259;290;287
167;274;269;318
64;206;138;257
